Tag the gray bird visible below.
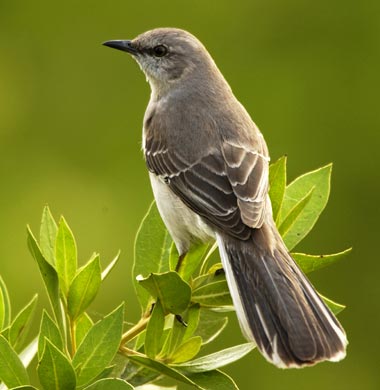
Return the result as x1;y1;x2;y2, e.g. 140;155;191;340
103;28;347;368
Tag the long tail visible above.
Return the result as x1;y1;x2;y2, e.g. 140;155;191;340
216;218;347;368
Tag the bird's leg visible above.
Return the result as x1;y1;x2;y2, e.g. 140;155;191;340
175;314;188;327
175;252;187;272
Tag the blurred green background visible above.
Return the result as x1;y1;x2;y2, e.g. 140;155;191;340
1;0;379;389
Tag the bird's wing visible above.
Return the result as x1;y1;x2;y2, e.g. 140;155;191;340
221;140;269;229
145;135;269;240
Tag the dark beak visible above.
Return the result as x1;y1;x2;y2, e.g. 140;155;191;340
102;40;138;54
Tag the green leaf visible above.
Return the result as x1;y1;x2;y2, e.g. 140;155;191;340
9;294;38;350
145;299;165;358
38;311;63;358
278;187;314;240
133;329;146;352
169;242;179;271
0;288;4;332
27;227;63;333
198;243;219;277
192;264;226;290
192;281;232;307
292;248;352;274
127;355;200;388
320;294;346;315
187;370;238;390
133;202;172;310
193;310;228;345
160;314;188;359
138;272;191;315
133;386;176;390
122;357;161;386
91;365;116;381
182;304;200;342
75;312;94;347
170;336;202;363
83;378;134;389
73;304;124;387
39;206;58;265
278;164;332;250
55;217;77;295
160;304;200;360
269;156;287;223
38;339;76;390
67;254;101;320
0;275;11;330
8;386;39;389
177;243;211;282
101;250;121;280
173;343;255;373
128;355;237;390
0;335;29;387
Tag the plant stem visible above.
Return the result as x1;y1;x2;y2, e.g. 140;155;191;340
120;316;150;346
119;345;146;357
70;318;77;356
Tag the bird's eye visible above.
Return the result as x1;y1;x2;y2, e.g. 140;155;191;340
153;45;168;57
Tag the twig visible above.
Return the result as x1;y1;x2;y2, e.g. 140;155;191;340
120;316;150;346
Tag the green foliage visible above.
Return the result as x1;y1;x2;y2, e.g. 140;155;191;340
172;343;255;373
268;155;287;222
83;378;134;389
67;254;102;320
176;243;211;282
75;312;94;347
278;164;332;250
27;226;63;331
193;309;228;345
145;300;165;358
38;339;76;390
55;217;78;296
8;295;38;351
0;160;349;389
170;336;203;364
292;249;352;274
138;272;191;315
0;275;11;331
0;335;30;387
38;311;63;357
192;280;232;308
39;206;57;266
133;203;172;311
1;206;124;389
72;304;124;387
278;187;315;239
320;294;346;315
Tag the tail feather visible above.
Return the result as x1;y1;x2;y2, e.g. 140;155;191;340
216;219;347;368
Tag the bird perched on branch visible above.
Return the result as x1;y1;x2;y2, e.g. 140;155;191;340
103;28;347;368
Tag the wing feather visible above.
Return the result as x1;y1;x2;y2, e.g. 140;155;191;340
145;133;270;237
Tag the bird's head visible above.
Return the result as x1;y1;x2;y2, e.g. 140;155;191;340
103;28;218;94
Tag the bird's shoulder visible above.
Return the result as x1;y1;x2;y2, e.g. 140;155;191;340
143;92;268;159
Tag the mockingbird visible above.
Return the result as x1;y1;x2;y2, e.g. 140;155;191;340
104;28;347;368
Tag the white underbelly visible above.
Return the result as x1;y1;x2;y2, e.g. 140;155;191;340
149;173;214;254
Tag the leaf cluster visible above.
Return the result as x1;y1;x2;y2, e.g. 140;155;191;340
1;208;126;389
0;158;350;389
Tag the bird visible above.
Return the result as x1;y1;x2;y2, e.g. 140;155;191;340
103;28;347;368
